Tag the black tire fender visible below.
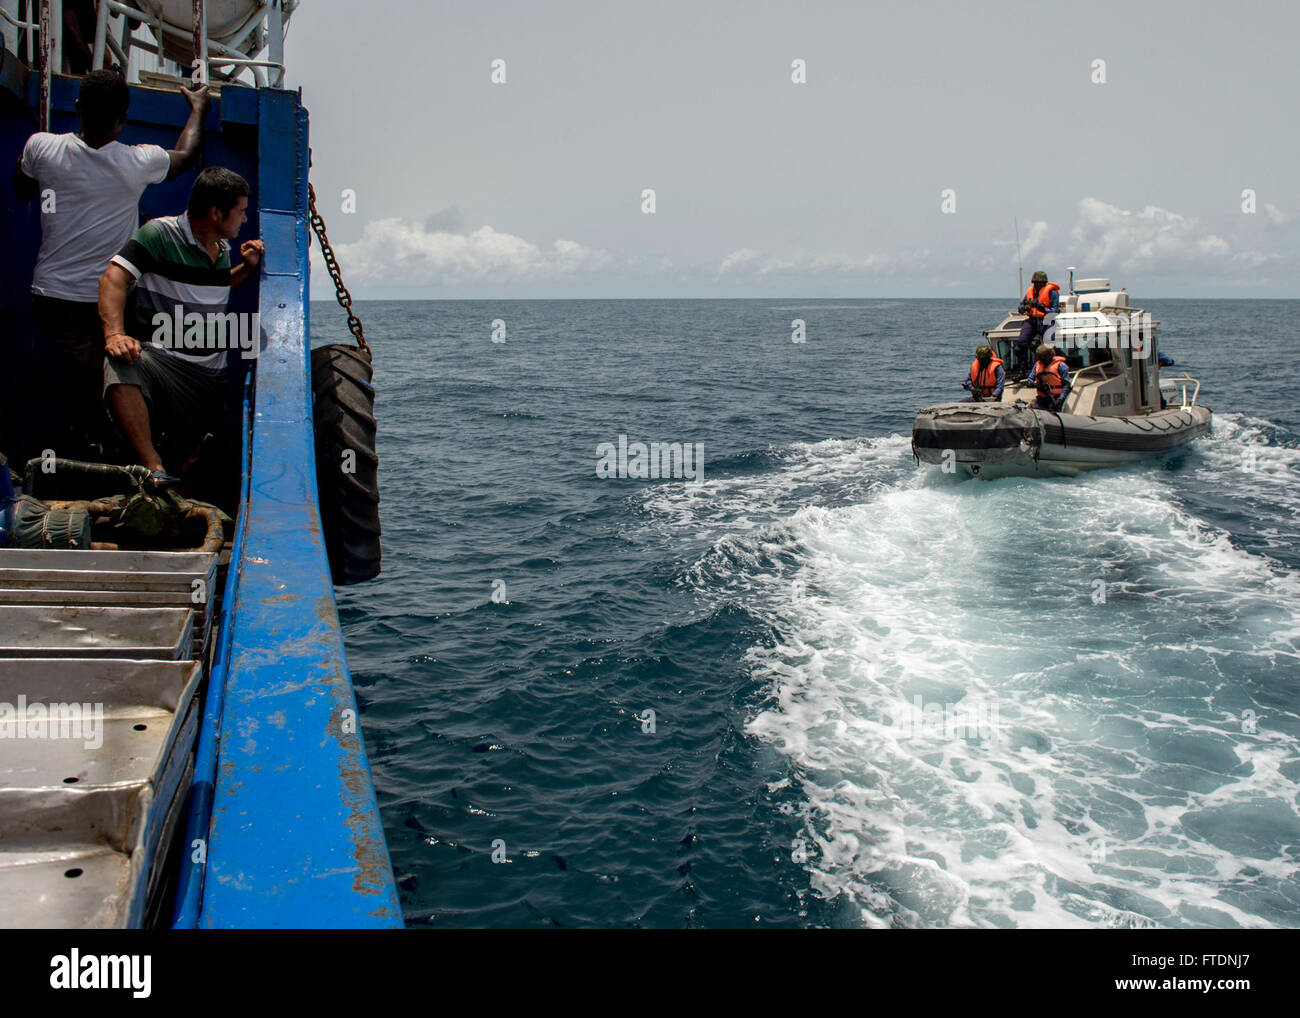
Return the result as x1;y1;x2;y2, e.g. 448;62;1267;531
311;343;381;584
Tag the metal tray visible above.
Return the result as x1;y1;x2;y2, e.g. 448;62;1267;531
0;606;194;660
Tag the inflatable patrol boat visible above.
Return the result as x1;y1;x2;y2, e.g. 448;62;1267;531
912;274;1211;479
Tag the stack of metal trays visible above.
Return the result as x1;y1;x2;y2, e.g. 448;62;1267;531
0;547;216;928
0;550;218;659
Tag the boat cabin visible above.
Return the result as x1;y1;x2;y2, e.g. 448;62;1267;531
982;276;1170;417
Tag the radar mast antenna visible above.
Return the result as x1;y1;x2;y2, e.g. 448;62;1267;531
1014;217;1024;298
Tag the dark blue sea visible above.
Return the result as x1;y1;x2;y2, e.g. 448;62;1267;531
310;298;1300;929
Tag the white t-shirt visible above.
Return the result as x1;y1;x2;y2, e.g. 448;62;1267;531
20;132;170;302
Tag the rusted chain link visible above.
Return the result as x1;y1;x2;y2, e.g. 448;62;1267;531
308;182;369;353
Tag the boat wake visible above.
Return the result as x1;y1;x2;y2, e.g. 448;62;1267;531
642;421;1300;927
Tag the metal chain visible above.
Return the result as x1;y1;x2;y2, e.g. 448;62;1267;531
307;182;369;353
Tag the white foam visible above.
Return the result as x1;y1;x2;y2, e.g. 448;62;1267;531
646;430;1300;927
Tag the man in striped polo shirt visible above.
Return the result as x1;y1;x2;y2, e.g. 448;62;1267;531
98;166;263;485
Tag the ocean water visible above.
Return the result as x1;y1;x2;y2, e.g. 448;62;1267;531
310;298;1300;929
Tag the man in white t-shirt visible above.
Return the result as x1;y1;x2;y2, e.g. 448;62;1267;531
12;68;209;458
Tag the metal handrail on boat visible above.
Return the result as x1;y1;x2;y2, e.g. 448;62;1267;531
1160;374;1201;409
89;0;291;88
1070;362;1120;382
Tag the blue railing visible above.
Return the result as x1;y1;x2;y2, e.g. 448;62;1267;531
191;87;400;928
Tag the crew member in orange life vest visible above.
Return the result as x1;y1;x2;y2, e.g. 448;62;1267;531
1027;344;1069;409
961;344;1004;402
1015;270;1059;376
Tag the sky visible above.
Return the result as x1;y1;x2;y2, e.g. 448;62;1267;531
283;0;1300;298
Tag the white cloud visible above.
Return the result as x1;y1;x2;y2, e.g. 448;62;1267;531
1067;197;1272;271
311;217;612;289
309;196;1295;297
717;248;932;278
1019;220;1049;261
718;248;761;275
1264;203;1292;226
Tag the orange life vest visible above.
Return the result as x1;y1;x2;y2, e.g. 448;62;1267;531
1023;282;1059;319
969;356;1003;399
1034;355;1067;398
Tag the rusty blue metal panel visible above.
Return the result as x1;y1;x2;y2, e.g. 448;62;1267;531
198;88;400;928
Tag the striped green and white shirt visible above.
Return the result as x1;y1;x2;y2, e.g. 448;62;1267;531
111;214;232;370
